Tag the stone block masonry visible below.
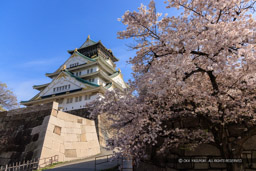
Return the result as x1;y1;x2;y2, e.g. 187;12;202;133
0;102;101;166
0;103;53;166
40;102;100;164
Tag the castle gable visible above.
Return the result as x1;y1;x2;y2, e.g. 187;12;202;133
80;38;97;48
112;74;127;89
65;53;88;69
38;71;92;98
111;69;128;89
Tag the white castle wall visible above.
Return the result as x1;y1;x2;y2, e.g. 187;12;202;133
59;93;100;111
112;74;127;88
106;59;114;67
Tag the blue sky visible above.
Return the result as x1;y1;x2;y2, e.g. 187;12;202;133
0;0;176;103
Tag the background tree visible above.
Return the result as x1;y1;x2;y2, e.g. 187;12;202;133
0;82;18;111
90;0;256;170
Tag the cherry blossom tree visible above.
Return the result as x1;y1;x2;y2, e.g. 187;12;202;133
90;0;256;170
0;82;18;111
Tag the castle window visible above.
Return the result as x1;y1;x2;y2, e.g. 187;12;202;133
85;95;91;100
70;63;79;68
88;78;95;82
79;96;82;101
75;97;78;102
54;85;71;92
68;85;70;89
58;100;63;104
79;71;81;76
67;98;73;104
87;68;94;74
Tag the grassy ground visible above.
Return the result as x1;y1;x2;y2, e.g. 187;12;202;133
36;162;63;171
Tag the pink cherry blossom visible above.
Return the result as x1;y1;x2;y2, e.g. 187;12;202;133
89;0;256;170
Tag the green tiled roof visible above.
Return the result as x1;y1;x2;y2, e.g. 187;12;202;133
98;56;116;72
79;38;97;48
68;36;119;62
64;70;100;87
20;100;30;103
110;71;120;78
33;83;50;89
67;38;98;54
105;83;112;89
33;83;49;87
75;51;96;62
21;70;100;104
41;88;83;99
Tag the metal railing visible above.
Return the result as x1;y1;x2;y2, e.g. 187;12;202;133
0;159;39;171
0;155;58;171
38;155;59;169
94;154;133;171
120;157;133;171
95;154;118;171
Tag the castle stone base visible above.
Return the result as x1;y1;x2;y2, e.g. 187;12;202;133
0;102;100;166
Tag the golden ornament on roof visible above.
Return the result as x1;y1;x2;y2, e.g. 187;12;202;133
87;35;90;41
62;65;66;70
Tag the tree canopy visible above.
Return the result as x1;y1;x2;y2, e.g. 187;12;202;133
0;82;18;111
90;0;256;170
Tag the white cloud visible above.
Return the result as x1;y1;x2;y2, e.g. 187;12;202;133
18;57;63;68
7;78;50;103
22;60;49;66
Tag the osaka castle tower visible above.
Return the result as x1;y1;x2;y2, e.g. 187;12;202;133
21;36;128;111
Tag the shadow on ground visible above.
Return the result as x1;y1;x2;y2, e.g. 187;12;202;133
45;157;119;171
